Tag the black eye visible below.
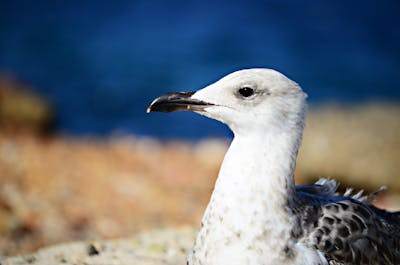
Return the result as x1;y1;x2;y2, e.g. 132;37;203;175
238;87;254;98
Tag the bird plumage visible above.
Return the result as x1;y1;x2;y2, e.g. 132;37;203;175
148;68;399;265
294;179;400;265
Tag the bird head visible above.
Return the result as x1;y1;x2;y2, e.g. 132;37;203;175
148;69;307;135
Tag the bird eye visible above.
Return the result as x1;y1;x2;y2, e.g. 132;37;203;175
238;87;254;98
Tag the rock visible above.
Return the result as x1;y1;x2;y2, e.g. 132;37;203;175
0;75;53;134
298;103;400;191
0;103;398;256
1;227;196;265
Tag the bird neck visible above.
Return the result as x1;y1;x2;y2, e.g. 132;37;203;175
215;128;302;206
189;128;304;264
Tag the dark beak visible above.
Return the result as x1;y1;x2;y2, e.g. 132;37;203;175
147;92;214;113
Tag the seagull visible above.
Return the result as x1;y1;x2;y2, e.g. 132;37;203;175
147;69;400;265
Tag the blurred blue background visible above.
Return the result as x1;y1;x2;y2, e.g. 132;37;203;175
0;0;399;139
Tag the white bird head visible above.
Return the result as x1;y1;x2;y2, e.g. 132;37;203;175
148;68;307;135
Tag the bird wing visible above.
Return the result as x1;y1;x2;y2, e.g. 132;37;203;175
295;178;387;204
310;200;399;265
295;178;339;197
294;181;400;265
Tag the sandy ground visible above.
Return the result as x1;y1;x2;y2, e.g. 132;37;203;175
0;103;399;259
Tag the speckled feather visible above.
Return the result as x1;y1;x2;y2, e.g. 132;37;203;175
294;180;400;265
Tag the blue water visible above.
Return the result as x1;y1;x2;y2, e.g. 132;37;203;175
0;0;399;139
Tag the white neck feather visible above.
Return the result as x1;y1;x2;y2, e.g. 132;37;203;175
189;127;303;265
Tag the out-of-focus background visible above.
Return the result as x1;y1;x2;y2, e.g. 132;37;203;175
0;0;399;256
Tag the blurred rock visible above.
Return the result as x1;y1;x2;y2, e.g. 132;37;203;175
298;103;400;191
0;102;398;256
0;75;54;134
1;227;195;265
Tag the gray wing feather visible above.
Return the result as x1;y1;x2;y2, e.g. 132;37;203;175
296;178;339;197
296;178;386;204
294;179;400;265
312;201;399;265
